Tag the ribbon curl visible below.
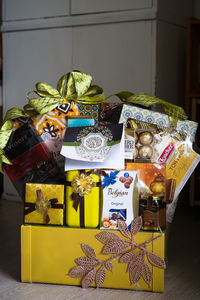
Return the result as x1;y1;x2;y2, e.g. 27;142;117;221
116;92;187;127
26;71;106;115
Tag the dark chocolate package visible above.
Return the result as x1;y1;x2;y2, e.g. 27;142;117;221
98;102;123;124
3;123;64;199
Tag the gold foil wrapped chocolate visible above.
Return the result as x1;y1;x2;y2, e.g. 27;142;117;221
135;129;155;162
139;131;153;145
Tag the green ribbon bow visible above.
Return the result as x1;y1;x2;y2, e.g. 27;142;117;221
0;107;30;172
0;128;12;173
116;92;187;127
26;71;106;115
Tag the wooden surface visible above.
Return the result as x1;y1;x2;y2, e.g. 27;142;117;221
0;199;200;299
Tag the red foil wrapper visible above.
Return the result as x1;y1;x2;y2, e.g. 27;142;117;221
3;124;63;199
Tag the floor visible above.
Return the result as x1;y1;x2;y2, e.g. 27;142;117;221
0;199;200;300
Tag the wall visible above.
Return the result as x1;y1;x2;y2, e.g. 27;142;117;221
1;0;193;200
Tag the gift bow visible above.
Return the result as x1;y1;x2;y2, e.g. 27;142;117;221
116;92;187;127
25;189;64;224
0;107;32;172
26;71;106;115
68;170;108;227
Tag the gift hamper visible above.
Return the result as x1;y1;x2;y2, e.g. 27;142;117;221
1;71;199;292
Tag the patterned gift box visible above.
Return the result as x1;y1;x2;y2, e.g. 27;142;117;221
24;183;65;225
119;104;171;127
13;103;79;169
176;119;198;143
119;104;198;143
77;104;99;125
66;170;100;228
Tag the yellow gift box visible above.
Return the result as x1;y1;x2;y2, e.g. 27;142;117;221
21;225;165;292
66;170;100;228
25;183;65;225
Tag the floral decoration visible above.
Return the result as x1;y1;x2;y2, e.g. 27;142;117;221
71;173;93;197
68;216;166;288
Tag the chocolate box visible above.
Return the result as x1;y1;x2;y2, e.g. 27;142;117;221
3;123;62;198
126;163;166;231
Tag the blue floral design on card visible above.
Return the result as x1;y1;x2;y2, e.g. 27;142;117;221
156;118;166;126
145;115;155;124
103;171;120;189
133;112;143;120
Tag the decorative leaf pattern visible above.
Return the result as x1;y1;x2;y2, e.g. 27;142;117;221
130;216;142;236
75;256;97;266
102;239;129;254
68;266;88;278
141;261;153;285
81;243;96;259
117;219;131;239
95;231;121;244
146;251;166;269
119;251;139;263
104;261;113;272
82;268;96;288
95;266;106;287
129;262;142;285
68;217;166;289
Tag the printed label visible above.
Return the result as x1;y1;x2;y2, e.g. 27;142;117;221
101;170;139;229
158;142;175;163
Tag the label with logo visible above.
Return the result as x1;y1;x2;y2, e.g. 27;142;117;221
158;142;175;164
101;170;139;229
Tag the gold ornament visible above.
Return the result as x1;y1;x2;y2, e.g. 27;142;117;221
150;174;165;196
72;173;93;196
35;196;51;215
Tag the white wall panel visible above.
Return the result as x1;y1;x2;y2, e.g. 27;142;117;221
2;27;72;201
3;27;72;113
3;0;70;21
71;0;153;15
72;21;155;99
